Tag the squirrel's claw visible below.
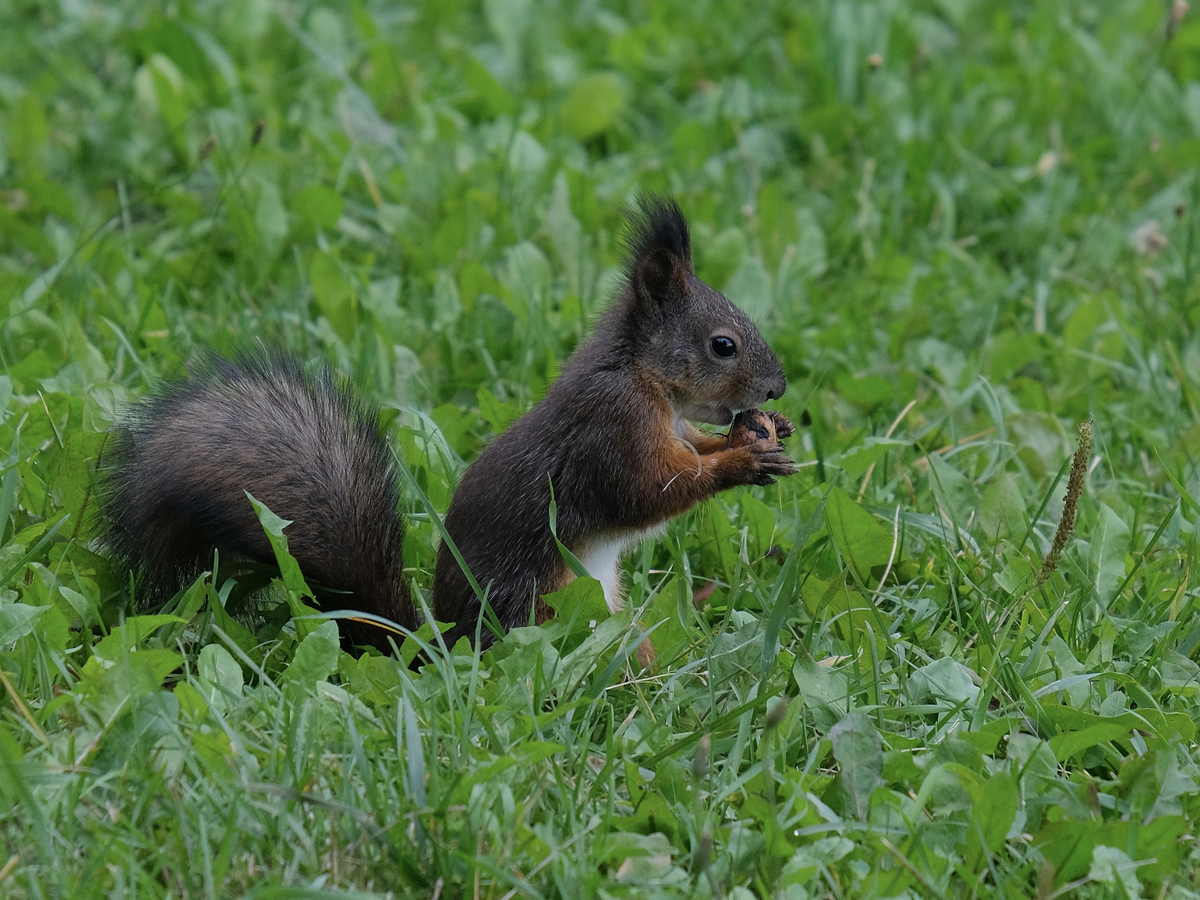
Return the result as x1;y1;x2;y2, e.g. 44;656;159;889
764;410;796;440
748;448;798;485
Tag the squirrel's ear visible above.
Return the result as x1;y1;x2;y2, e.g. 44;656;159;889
624;195;694;305
632;247;690;304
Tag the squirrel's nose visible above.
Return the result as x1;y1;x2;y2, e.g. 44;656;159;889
765;373;786;401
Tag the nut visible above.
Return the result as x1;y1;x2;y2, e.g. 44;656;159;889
729;409;794;447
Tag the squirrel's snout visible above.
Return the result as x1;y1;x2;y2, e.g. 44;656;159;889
764;371;786;401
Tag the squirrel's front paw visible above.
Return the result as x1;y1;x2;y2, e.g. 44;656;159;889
747;445;798;485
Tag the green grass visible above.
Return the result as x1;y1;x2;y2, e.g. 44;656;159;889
3;0;1200;896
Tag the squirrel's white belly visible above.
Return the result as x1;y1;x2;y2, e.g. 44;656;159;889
575;526;666;613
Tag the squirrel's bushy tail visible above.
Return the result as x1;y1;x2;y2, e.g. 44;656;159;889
103;353;414;651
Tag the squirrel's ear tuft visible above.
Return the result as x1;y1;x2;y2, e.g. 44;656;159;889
623;194;693;301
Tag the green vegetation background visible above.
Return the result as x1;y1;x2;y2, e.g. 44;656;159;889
3;0;1200;896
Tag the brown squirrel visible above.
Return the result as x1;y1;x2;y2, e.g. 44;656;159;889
103;196;797;655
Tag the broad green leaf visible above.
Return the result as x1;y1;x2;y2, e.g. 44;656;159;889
829;711;883;820
986;329;1044;381
58;586;98;629
1049;722;1130;761
545;172;583;289
835;376;896;413
431;270;463;329
1064;298;1109;349
610;791;679;844
908;657;980;707
508;130;548;172
761;486;830;675
838;436;907;479
11;92;49;173
541;575;609;636
979;474;1026;538
781;836;855;887
497;241;551;323
793;207;827;279
1035;820;1095;884
291;184;343;230
207;582;258;658
1088;845;1144;899
1041;701;1195;749
0;598;46;646
401;693;426;805
92;615;186;658
802;575;889;656
462;52;515;116
140;54;189;161
928;452;979;528
793;659;849;716
1161;650;1200;694
1091;503;1130;607
560;72;626;140
77;644;184;712
246;493;321;641
197;643;244;715
477;386;522;434
952;767;1017;872
824;486;894;581
255;181;289;260
198;643;243;696
137;19;210;84
308;250;356;341
246;494;311;601
738;493;777;559
283;620;340;688
641;575;690;663
696;500;739;584
758;180;798;268
1098;816;1187;883
724;254;771;321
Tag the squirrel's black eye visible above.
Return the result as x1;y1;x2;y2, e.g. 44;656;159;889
711;336;737;358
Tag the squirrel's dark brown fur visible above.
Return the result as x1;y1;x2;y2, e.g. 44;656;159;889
104;355;414;652
102;197;796;656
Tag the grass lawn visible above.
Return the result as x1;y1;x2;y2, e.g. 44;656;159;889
3;0;1200;896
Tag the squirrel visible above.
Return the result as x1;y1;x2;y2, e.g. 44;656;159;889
102;196;798;657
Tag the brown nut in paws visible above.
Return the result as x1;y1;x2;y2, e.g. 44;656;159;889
729;408;793;448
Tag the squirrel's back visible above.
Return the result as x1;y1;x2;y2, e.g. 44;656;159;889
103;354;413;650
